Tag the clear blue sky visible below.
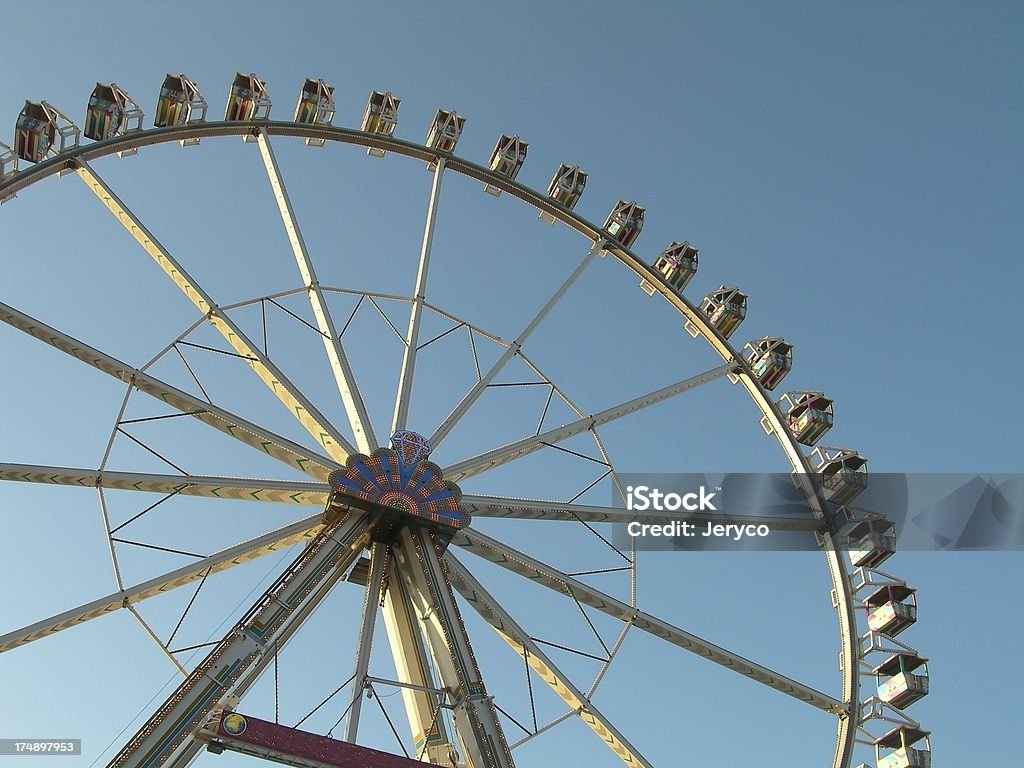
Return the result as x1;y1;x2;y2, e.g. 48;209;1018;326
0;2;1020;766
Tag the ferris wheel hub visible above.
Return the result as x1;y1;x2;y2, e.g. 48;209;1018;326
327;431;470;530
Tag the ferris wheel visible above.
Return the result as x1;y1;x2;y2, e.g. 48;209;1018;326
0;73;930;768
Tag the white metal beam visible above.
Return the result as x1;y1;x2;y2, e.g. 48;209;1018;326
345;541;388;743
392;158;446;435
256;129;378;453
380;547;457;763
76;160;356;464
429;240;603;450
0;463;330;505
446;554;654;768
0;300;336;480
452;527;844;715
444;363;735;482
397;526;516;768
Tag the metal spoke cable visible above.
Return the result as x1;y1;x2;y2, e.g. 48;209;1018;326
339;295;365;338
176;340;257;361
261;298;269;355
118;410;207;425
535;385;555;435
493;702;532;737
166;566;211;647
109;488;185;535
367;296;406;343
110;538;207;559
173;345;214;404
293;671;357;729
267;297;326;337
529;637;607;663
115;427;190;475
416;322;465;352
369;683;411;758
568;591;610;657
566;469;612;505
567;566;632;577
540;441;610;467
168;641;219;654
524;647;538;732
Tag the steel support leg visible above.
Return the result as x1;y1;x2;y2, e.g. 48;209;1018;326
345;541;388;743
381;548;458;764
394;526;515;768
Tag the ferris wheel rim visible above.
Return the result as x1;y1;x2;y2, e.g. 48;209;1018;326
0;117;865;767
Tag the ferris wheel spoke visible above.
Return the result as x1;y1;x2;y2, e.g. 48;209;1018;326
429;239;605;451
256;130;378;453
344;541;388;743
446;553;654;768
396;526;515;768
0;300;337;480
0;463;330;505
444;363;735;483
75;161;355;464
392;158;445;435
461;494;820;532
453;527;843;715
0;513;324;654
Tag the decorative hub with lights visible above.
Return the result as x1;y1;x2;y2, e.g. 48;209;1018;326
328;431;469;529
